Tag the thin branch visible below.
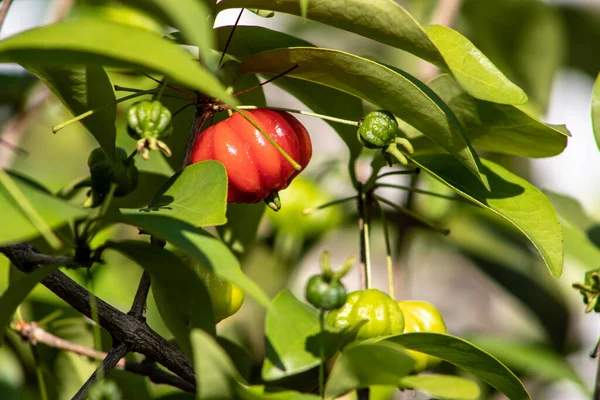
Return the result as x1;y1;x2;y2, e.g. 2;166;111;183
14;321;195;392
129;271;151;319
219;9;244;68
73;343;128;400
0;0;14;32
233;64;299;98
0;243;196;384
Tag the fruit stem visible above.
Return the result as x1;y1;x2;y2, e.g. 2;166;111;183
319;310;326;400
52;90;155;133
303;195;357;215
358;185;372;289
152;78;169;102
374;199;395;299
234;108;302;171
237;105;360;127
373;194;450;235
374;183;472;204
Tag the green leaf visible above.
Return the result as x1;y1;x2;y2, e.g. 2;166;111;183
414;74;569;158
218;337;253;381
126;161;227;227
118;213;271;307
469;336;588;392
424;25;527;105
239;385;319;400
217;203;265;256
324;341;414;398
109;241;215;358
216;0;442;64
190;329;241;400
24;65;116;160
410;155;563;278
0;18;236;105
387;333;530;400
0;172;87;246
398;374;480;400
247;9;275;18
215;26;310;58
239;48;487;187
262;290;365;381
128;0;217;70
592;73;600;151
217;0;525;104
0;265;59;346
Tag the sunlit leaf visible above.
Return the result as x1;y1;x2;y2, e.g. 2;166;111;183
398;374;480;400
411;155;563;278
124;161;227;227
0;18;236;105
387;333;530;400
592;73;600;151
424;25;527;104
325;341;414;398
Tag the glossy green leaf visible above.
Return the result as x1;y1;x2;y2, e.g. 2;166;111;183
118;213;270;307
24;65;116;160
424;25;527;105
109;241;215;357
128;0;217;70
217;0;525;104
410;155;563;278
247;9;275;18
387;333;529;400
263;290;365;381
239;48;486;187
325;341;414;398
592;73;600;151
218;337;253;381
0;18;236;105
412;74;569;158
0;265;59;346
217;203;265;256
126;161;227;227
398;374;480;400
215;26;310;58
470;336;588;392
0;173;87;246
190;329;241;400
216;0;442;64
239;386;319;400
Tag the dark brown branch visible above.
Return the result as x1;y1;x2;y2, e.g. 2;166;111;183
15;321;195;392
0;243;196;385
128;271;151;319
73;342;128;400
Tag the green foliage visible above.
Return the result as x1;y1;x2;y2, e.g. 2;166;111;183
0;0;585;398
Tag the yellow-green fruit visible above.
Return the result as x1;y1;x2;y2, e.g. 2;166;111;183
197;265;245;323
327;289;404;340
268;177;341;238
398;300;446;372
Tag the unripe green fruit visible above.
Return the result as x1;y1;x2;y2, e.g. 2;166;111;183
305;275;347;310
327;289;404;340
127;100;173;140
357;110;399;149
196;264;245;323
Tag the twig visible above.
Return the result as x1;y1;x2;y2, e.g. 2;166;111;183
0;0;14;32
73;343;128;400
128;271;151;319
0;243;196;385
14;320;195;392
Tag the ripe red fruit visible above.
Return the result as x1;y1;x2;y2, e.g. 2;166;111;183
190;109;312;203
